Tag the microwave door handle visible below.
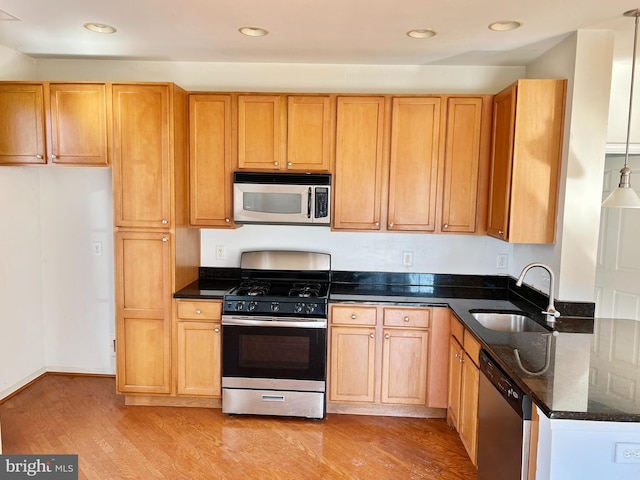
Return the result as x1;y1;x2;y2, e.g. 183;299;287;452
307;187;312;218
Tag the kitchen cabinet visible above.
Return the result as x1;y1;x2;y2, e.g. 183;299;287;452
333;96;386;230
175;300;222;397
487;79;566;243
112;82;200;401
115;231;171;394
0;82;109;166
333;94;492;233
447;313;481;465
188;94;234;227
236;94;334;172
328;304;449;415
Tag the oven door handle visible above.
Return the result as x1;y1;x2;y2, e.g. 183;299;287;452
222;316;327;329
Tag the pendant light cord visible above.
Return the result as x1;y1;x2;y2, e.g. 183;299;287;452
625;11;640;170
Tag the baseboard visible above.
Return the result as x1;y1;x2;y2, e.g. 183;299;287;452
46;366;116;375
0;367;47;403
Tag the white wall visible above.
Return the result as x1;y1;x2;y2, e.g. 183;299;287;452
0;44;36;78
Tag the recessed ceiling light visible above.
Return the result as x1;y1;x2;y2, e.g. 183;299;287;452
83;23;117;34
406;28;437;39
488;20;522;32
239;26;269;37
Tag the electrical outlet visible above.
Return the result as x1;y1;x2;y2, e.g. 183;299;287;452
615;442;640;463
496;254;508;269
216;245;225;260
92;241;103;256
403;251;413;267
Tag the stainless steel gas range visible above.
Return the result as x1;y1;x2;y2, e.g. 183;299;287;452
221;250;330;419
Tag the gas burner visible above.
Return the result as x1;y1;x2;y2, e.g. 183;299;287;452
235;280;270;296
289;283;321;298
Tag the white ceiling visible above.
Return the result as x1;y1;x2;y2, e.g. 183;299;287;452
0;0;638;65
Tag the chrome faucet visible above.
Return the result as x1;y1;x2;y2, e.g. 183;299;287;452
516;263;561;323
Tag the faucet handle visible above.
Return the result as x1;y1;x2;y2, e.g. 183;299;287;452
542;308;561;319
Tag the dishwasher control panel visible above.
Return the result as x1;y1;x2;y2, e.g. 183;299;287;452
479;349;532;420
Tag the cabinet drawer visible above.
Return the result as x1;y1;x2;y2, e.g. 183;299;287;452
463;331;481;367
331;305;377;326
450;315;464;344
383;308;430;328
177;300;222;320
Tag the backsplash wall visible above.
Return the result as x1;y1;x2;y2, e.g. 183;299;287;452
201;225;514;275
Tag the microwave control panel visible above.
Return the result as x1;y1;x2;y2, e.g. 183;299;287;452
315;188;329;219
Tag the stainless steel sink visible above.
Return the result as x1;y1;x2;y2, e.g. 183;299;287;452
470;311;548;333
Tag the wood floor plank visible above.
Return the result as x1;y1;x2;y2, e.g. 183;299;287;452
0;375;477;479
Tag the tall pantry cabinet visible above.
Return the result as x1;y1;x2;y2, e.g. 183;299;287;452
112;83;199;398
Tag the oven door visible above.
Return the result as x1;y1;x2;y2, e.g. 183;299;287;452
221;317;327;384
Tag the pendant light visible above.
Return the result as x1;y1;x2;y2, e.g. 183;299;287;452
602;9;640;208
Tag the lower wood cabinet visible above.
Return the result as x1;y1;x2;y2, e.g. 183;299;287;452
447;313;481;465
175;300;222;397
328;304;450;415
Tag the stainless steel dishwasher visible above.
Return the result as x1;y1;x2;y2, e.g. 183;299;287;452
477;350;532;480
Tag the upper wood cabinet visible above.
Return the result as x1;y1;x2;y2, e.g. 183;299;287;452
0;83;46;165
333;94;492;234
235;94;334;172
439;96;492;234
333;96;386;230
237;95;284;170
189;94;234;227
0;82;109;166
487;79;567;243
47;83;109;166
286;95;333;172
112;84;173;229
387;97;441;232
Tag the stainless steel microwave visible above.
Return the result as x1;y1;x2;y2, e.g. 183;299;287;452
233;172;331;225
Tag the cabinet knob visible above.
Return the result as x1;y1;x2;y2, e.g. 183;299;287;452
162;237;168;242
51;154;58;160
351;314;357;319
288;162;293;166
274;161;279;166
195;309;201;315
385;334;390;339
374;222;380;228
36;154;43;160
214;327;220;333
454;353;460;359
498;230;504;235
404;316;410;322
389;223;394;228
162;219;168;225
444;224;449;229
369;333;375;339
225;218;230;223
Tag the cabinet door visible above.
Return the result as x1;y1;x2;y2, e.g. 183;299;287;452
177;321;221;396
460;355;480;466
447;336;464;429
115;231;171;394
0;83;46;165
189;94;233;227
237;95;284;170
112;84;171;228
48;83;109;166
487;84;516;241
329;326;376;402
333;96;386;230
441;97;485;233
286;95;333;171
381;328;429;405
387;97;441;231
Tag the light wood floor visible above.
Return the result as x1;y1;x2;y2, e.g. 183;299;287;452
0;375;477;479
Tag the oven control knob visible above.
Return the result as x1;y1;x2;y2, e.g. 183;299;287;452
306;303;318;314
294;302;305;313
236;301;245;311
270;302;280;312
248;301;258;311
